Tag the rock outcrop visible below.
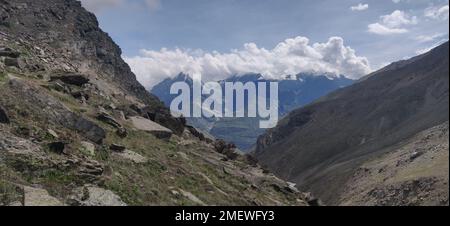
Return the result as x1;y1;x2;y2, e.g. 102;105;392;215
68;185;126;206
6;78;106;144
50;73;90;87
130;116;173;140
0;0;184;134
23;186;63;206
0;105;9;123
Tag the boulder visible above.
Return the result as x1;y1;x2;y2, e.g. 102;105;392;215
410;151;423;161
116;127;128;138
47;141;66;154
80;141;96;156
0;48;20;58
304;192;323;206
4;57;25;68
68;185;126;206
0;129;44;158
113;149;147;164
112;110;126;121
71;90;89;101
73;117;106;144
109;144;126;152
129;116;173;140
47;129;59;138
8;201;23;206
23;186;63;206
48;81;70;93
134;105;185;135
50;73;90;86
76;159;104;183
0;105;9;123
186;125;213;143
97;112;121;129
213;140;239;160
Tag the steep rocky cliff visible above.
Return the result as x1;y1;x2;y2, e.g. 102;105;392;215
0;0;184;134
0;0;309;206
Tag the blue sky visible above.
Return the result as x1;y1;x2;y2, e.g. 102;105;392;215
80;0;449;87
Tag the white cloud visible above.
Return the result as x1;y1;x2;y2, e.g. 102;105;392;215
79;0;124;13
124;36;372;88
392;0;412;3
424;5;449;20
368;23;408;35
350;3;369;11
79;0;161;13
380;10;418;27
414;33;447;43
368;10;418;35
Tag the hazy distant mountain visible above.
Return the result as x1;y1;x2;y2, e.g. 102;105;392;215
254;41;449;205
151;72;354;150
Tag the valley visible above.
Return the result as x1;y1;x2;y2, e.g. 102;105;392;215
1;0;448;207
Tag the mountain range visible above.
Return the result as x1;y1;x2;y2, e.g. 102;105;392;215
1;0;448;207
152;73;354;150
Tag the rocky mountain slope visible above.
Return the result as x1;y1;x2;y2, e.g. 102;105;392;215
0;0;309;206
340;122;449;206
152;72;353;150
254;41;449;205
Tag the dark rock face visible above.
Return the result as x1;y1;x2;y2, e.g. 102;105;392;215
109;144;126;153
214;140;240;160
186;125;213;143
50;73;90;87
96;112;122;129
47;141;66;154
4;57;24;68
0;105;9;123
72;117;106;144
0;47;21;58
254;42;450;204
139;105;186;135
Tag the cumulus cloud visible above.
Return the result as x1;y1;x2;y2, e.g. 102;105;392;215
79;0;124;13
414;33;447;43
368;10;418;35
368;23;408;35
124;36;372;88
424;5;449;20
79;0;161;13
350;3;369;11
